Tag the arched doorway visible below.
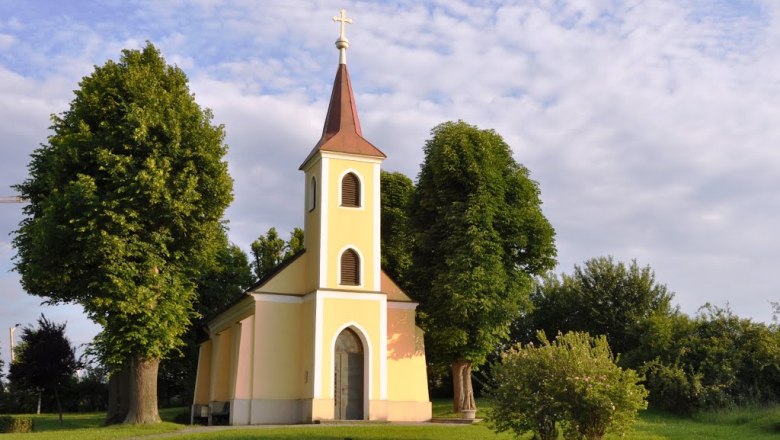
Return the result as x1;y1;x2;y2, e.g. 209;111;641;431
334;327;364;420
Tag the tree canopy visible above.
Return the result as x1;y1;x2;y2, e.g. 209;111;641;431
8;315;77;423
524;256;674;363
380;170;414;289
13;43;233;423
408;120;557;412
250;227;304;279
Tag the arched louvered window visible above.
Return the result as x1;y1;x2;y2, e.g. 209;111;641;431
309;176;317;211
341;172;360;207
340;249;360;286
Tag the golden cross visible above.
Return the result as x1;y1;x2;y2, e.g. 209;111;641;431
333;9;352;41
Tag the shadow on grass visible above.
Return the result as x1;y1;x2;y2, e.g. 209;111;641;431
30;412;106;431
0;408;187;440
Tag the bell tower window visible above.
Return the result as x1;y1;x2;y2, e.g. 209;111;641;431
341;172;361;207
340;248;360;286
309;176;317;211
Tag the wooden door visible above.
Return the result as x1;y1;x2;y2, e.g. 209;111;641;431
334;328;364;420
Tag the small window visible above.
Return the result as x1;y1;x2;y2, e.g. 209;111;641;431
309;176;317;211
341;172;360;207
340;249;360;286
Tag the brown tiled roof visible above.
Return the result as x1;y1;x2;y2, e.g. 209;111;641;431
300;64;385;169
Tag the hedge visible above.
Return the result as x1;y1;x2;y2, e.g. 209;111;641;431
0;415;33;433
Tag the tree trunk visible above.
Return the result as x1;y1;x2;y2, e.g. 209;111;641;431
36;389;42;415
54;387;63;423
106;372;119;423
451;360;476;413
123;356;161;424
106;364;131;424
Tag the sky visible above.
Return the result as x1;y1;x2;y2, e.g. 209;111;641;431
1;0;779;372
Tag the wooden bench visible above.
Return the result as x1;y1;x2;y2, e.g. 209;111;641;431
208;401;230;425
190;403;209;425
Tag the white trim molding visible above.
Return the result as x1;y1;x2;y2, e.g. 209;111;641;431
321;151;384;165
313;290;388;406
251;293;304;304
379;294;387;400
373;162;381;291
387;301;419;310
320;158;330;288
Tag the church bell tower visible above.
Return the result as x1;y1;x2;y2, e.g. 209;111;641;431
299;9;386;293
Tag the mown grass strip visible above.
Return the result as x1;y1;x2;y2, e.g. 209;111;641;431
3;404;780;439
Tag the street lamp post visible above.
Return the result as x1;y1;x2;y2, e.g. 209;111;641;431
9;323;20;362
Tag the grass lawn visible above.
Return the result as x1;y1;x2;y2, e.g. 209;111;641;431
0;407;185;440
3;402;780;439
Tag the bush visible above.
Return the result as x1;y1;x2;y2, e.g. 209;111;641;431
0;415;33;433
638;305;780;413
642;360;702;413
488;331;648;440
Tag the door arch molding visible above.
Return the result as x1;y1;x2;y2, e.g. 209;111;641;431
331;323;370;419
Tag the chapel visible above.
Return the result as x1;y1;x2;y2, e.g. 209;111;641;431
191;10;432;425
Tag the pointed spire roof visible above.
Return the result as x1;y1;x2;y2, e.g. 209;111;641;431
300;11;385;169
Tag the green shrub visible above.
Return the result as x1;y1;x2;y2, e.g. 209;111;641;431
637;305;780;413
488;337;563;440
642;360;702;413
488;331;648;440
0;415;34;433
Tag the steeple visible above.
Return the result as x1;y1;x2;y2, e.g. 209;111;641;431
300;9;385;169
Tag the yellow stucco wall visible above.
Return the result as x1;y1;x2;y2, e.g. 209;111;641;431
300;298;316;399
387;307;430;402
303;159;323;291
193;340;212;404
233;316;254;400
320;295;383;400
252;300;303;399
256;253;309;295
212;327;233;402
325;159;378;291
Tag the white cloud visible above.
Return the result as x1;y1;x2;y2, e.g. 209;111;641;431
1;0;779;372
0;33;15;49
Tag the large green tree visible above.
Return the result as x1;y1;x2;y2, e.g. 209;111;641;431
380;170;414;290
409;121;557;413
8;315;78;423
13;43;233;424
524;256;674;365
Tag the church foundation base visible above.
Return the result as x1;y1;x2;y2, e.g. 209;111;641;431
225;398;431;424
230;399;251;425
244;399;303;424
302;398;335;422
368;399;387;420
386;400;432;421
